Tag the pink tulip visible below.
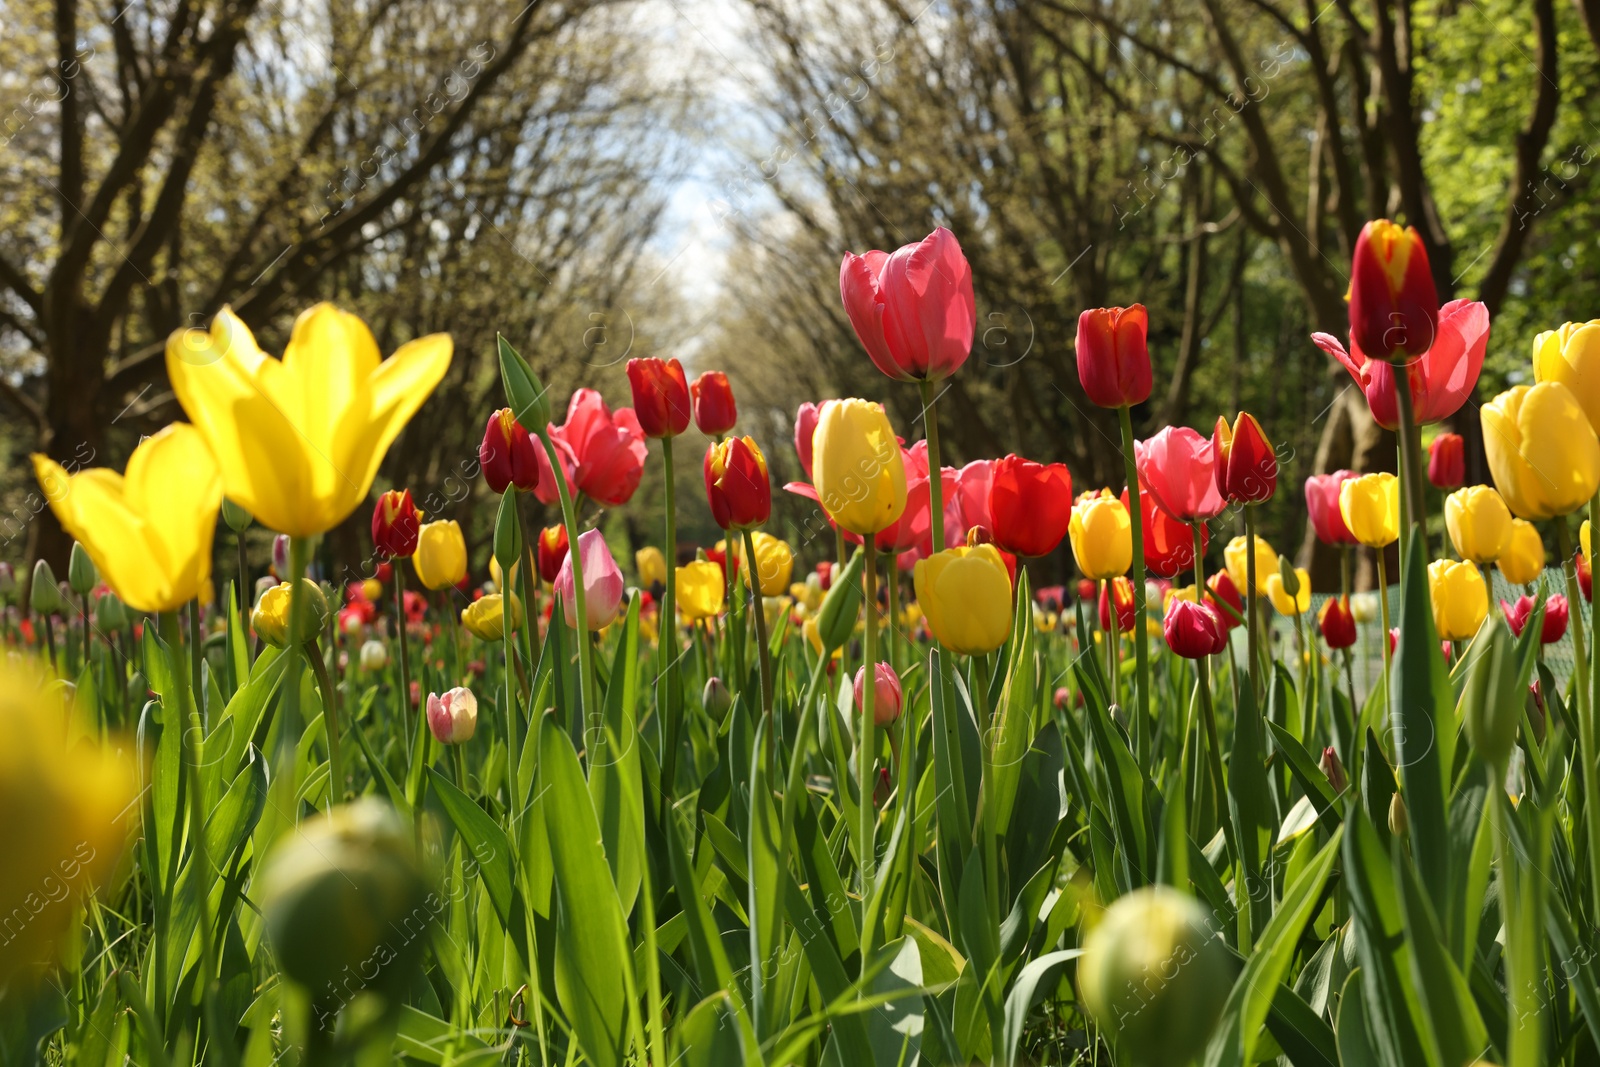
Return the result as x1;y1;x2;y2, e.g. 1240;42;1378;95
554;529;626;631
854;662;904;727
560;389;649;507
426;687;478;744
840;227;976;382
794;401;825;480
952;460;994;537
1310;299;1489;430
1134;426;1226;523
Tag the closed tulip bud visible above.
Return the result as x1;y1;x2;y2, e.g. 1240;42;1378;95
1496;519;1545;586
1349;591;1379;623
1347;219;1440;361
704;436;772;530
840;227;975;383
1531;319;1600;433
95;590;128;631
272;533;290;578
252;579;330;647
794;401;823;479
702;676;732;717
1213;412;1277;504
1428;559;1488;642
427;687;478;744
1444;486;1511;564
913;544;1013;655
554;529;626;631
358;639;387;671
497;334;552;433
480;408;542;494
1053;686;1071;709
67;542;96;597
636;545;667;589
493;494;522;580
29;559;61;616
461;593;523;641
1318;596;1358;649
1482;383;1600;519
1223;535;1278;599
1074;304;1151;408
812;399;907;535
989;455;1073;557
1427;432;1465;489
1304;470;1359;545
371;489;423;559
854;662;903;727
1163;598;1228;658
1339;472;1401;548
625;357;692;438
1266;566;1311;616
1068;489;1132;580
738;531;794;596
413;520;467;591
676;560;725;621
1098;576;1137;634
1320;747;1348;793
689;371;738;436
222;497;253;533
1389;792;1409;837
816;549;866;653
1078;886;1232;1066
1580;546;1594;602
537;525;568;584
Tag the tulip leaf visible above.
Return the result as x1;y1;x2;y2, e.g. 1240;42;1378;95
1000;948;1081;1067
1265;720;1342;828
1394;835;1488;1067
1391;533;1452;901
987;568;1038;839
426;768;526;969
590;592;644;918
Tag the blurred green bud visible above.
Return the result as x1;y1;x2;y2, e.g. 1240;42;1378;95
257;799;431;996
1277;555;1300;598
251;579;330;648
816;549;865;654
222;498;253;534
497;334;551;432
96;591;128;631
30;559;61;615
702;676;731;718
68;542;97;596
0;561;14;599
1078;886;1232;1066
1460;615;1523;768
1389;792;1409;838
493;492;522;575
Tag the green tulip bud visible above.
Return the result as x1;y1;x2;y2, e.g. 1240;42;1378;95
1277;555;1300;598
68;542;97;597
1078;886;1232;1066
702;676;732;718
30;559;62;615
0;561;17;599
222;498;253;534
497;334;551;433
493;492;522;575
1389;792;1409;838
816;549;865;654
1460;615;1520;767
96;591;128;631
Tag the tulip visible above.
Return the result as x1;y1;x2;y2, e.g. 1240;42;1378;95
854;662;904;727
677;560;726;621
252;579;331;647
739;531;794;596
1312;300;1487;429
1205;570;1244;629
1305;470;1359;545
794;401;824;480
371;489;422;559
1345;218;1440;361
272;533;290;577
95;591;128;631
1339;473;1401;548
704;436;772;530
1318;596;1358;649
1069;490;1132;580
1482;382;1600;519
1531;319;1600;432
479;408;542;494
541;389;648;508
426;687;478;744
1075;304;1151;409
636;546;668;589
1162;598;1228;659
32;424;221;613
1349;591;1379;623
1428;559;1488;642
988;455;1073;557
625;357;692;438
1428;433;1465;490
555;529;625;631
690;371;738;436
839;226;975;382
1123;485;1205;578
413;520;467;591
358;640;387;670
461;593;524;641
27;559;60;617
912;544;1012;655
1496;518;1545;586
1135;426;1225;522
537;524;569;583
811;399;907;535
1320;747;1348;793
167;304;450;537
1224;535;1278;599
66;543;96;597
1213;412;1277;504
1580;547;1594;603
1444;486;1512;564
1266;568;1311;615
1502;593;1569;644
1099;576;1137;634
953;460;994;536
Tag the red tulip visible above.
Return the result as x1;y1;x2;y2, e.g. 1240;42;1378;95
1312;299;1487;430
1163;598;1228;659
531;429;578;507
1135;426;1225;523
839;227;976;382
538;389;648;507
371;489;422;559
986;455;1072;558
1580;549;1593;603
704;436;771;530
816;560;833;591
1206;570;1243;630
1036;585;1066;612
1213;412;1277;504
690;371;738;436
1346;219;1441;361
1318;596;1357;649
1076;577;1097;602
1122;485;1205;579
1075;304;1152;409
1427;433;1464;490
1305;471;1359;545
626;358;692;438
794;401;824;479
375;561;393;582
1098;576;1137;634
480;408;542;494
537;525;569;583
1503;593;1569;644
964;524;1020;587
1320;747;1348;793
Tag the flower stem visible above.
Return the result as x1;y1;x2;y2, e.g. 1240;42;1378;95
1192;523;1243;945
859;535;878;972
306;638;342;805
659;436;681;821
1376;549;1392;722
1589;490;1600;922
394;564;415;774
1244;505;1262;706
743;527;774;728
1392;368;1429;556
538;432;596;729
1117;405;1151;759
920;379;946;555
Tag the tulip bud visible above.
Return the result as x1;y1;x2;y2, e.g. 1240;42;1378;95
1317;596;1358;650
626;358;692;439
537;525;569;584
1388;792;1409;837
1496;519;1545;586
704;437;772;530
371;489;423;559
702;676;732;718
1428;559;1488;642
1527;680;1547;743
553;530;626;631
252;579;331;648
636;546;668;590
497;334;552;432
426;687;478;744
480;408;542;494
854;662;903;727
413;521;468;592
1074;305;1151;409
29;559;61;616
67;542;97;597
358;639;387;671
1053;686;1071;710
1339;473;1401;549
1068;489;1132;581
222;498;253;534
493;494;523;579
1213;412;1277;504
1445;486;1512;564
272;533;290;578
1461;615;1519;767
258;798;430;995
1347;219;1440;362
95;591;128;631
816;548;865;654
1427;432;1465;489
1320;747;1348;793
1078;886;1232;1066
1162;598;1228;659
913;544;1014;655
689;371;738;436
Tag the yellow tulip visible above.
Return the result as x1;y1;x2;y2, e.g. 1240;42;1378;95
1444;486;1512;564
252;579;331;647
1223;535;1278;597
413;520;467;590
913;544;1013;655
1338;473;1400;548
739;531;795;596
1585;519;1593;559
1428;559;1487;641
636;545;668;587
1496;519;1545;586
489;555;519;593
1068;490;1132;581
811;398;906;535
1531;319;1600;432
461;593;523;641
1265;568;1310;615
166;304;451;537
676;561;725;621
31;424;221;614
1481;383;1600;519
360;578;382;602
0;660;137;989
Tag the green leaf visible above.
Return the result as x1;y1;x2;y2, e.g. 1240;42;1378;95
426;768;525;967
1394;838;1488;1067
590;592;644;917
1000;948;1081;1067
1391;533;1451;899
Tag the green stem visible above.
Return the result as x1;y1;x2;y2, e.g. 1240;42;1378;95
537;432;596;727
278;537;310;814
1376;549;1392;724
921;379;946;555
974;652;1001;946
742;527;774;727
1117;405;1151;758
1193;524;1242;944
501;536;521;811
859;536;879;972
659;435;681;822
394;565;415;775
1590;491;1600;923
1244;505;1262;705
1392;369;1429;556
306;639;343;805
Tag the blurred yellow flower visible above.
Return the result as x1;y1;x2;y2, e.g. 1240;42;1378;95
1224;535;1278;597
461;593;524;641
489;555;519;593
636;545;667;587
739;531;794;596
1496;519;1545;586
677;561;725;621
414;521;467;591
1265;568;1310;615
